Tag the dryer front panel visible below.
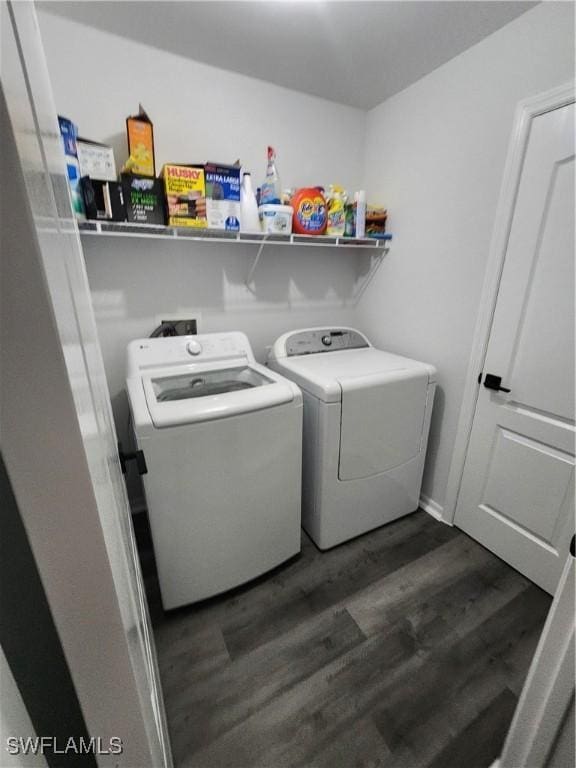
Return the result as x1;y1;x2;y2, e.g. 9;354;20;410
338;369;430;481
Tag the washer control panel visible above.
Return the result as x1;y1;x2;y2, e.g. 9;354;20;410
286;329;369;356
128;332;254;374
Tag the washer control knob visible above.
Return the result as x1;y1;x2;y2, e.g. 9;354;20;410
186;339;202;356
321;335;332;347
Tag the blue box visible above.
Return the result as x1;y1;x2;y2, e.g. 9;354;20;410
58;116;84;216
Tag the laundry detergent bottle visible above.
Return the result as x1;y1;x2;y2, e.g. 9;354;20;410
260;146;282;205
326;185;346;236
291;187;327;235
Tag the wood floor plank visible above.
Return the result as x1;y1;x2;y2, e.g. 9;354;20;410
220;513;456;658
301;717;390;768
141;512;551;768
427;688;518;768
167;608;365;759
182;624;417;768
346;531;521;636
153;513;452;648
373;587;550;765
157;621;231;694
181;556;539;767
168;530;503;760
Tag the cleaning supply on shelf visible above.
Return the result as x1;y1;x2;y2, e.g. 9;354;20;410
81;177;126;222
121;174;165;224
290;187;327;235
260;146;282;205
205;162;241;231
259;204;293;234
344;201;356;237
77;138;117;182
58;115;84;216
326;185;347;236
365;206;388;238
354;190;366;238
161;164;206;227
240;172;261;233
124;105;155;177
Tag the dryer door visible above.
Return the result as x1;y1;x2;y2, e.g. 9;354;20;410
338;369;430;480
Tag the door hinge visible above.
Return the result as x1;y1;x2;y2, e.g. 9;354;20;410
118;442;148;475
483;373;511;393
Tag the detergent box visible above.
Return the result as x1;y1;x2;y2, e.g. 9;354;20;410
121;174;165;225
58;115;84;216
125;105;155;177
161;164;206;228
81;177;126;221
204;163;241;231
77;139;117;182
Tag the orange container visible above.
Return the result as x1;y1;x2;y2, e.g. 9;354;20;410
290;187;327;235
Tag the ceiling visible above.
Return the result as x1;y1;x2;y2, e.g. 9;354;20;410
39;1;537;110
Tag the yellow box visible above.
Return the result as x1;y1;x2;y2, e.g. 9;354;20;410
161;164;207;228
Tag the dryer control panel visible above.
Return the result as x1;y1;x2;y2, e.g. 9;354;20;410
286;328;370;357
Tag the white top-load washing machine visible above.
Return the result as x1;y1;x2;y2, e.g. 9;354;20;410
268;327;436;550
126;332;302;609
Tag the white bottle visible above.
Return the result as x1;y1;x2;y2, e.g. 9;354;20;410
241;173;261;233
354;190;366;238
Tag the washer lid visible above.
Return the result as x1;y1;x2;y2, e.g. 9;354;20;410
142;363;296;427
272;347;436;402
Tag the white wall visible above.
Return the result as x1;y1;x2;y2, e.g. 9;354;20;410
37;12;366;192
37;10;367;502
38;5;575;517
358;1;575;516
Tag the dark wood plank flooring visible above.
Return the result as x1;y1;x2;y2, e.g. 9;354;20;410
134;510;550;768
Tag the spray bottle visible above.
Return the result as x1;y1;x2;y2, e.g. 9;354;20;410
260;146;282;205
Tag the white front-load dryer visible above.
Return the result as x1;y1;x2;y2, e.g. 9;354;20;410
268;327;436;549
126;332;302;609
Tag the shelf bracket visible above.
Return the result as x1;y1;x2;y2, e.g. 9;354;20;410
245;237;268;291
353;246;389;305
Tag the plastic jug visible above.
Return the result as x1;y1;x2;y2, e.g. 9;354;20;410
240;173;261;233
290;187;327;235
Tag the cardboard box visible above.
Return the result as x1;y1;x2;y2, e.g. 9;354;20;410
58;115;84;216
125;105;155;177
81;177;126;221
121;174;165;225
77;139;117;182
161;164;206;228
204;163;241;231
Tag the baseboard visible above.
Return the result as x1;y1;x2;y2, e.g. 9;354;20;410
420;493;451;525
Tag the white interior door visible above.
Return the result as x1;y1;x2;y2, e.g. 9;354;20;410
1;2;171;764
455;101;575;595
499;553;575;768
